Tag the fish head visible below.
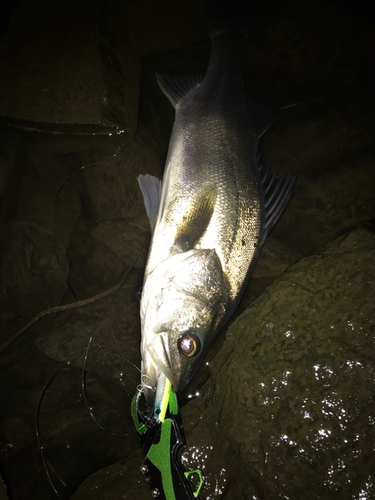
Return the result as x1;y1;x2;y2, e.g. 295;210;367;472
140;248;224;404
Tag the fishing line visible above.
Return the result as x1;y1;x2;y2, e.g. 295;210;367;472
35;149;145;494
31;136;152;497
0;283;126;353
50;159;103;276
36;370;69;500
76;223;149;431
81;335;140;437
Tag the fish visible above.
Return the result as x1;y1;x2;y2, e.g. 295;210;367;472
137;29;296;404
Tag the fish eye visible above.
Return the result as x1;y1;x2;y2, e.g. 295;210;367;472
178;334;200;357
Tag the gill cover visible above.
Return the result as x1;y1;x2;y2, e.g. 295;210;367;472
173;248;223;306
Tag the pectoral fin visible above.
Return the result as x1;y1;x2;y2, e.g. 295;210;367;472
173;186;217;251
137;174;162;232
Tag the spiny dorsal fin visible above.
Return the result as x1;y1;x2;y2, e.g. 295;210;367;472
173;186;217;251
137;174;162;232
156;74;203;108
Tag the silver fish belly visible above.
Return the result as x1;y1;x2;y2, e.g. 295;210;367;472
138;32;296;402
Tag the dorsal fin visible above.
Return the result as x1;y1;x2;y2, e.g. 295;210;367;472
259;157;297;243
156;74;203;108
137;174;162;232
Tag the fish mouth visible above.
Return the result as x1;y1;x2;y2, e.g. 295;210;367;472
142;334;178;405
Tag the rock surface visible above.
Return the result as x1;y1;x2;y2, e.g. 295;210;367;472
0;0;205;129
181;227;375;499
71;227;375;498
71;451;149;500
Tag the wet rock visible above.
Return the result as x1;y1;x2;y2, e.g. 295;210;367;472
81;135;163;223
265;95;375;256
237;236;304;312
181;227;375;499
66;218;127;296
92;215;149;269
51;183;82;255
0;217;69;333
3;417;34;454
253;0;356;91
0;2;137;131
0;125;159;343
71;450;149;500
15;162;81;255
0;159;81;338
253;236;303;280
0;474;8;500
35;278;142;379
0;0;205;130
